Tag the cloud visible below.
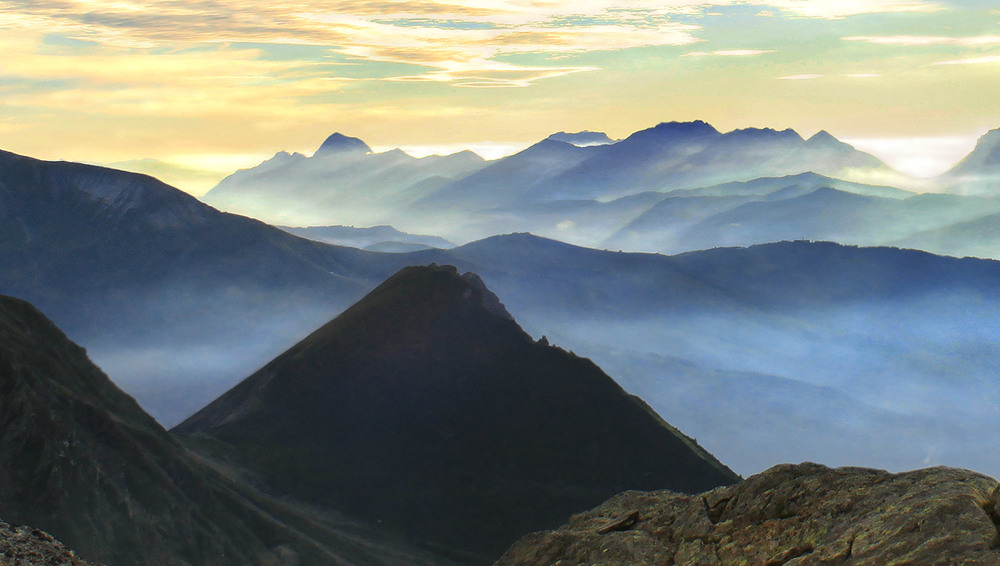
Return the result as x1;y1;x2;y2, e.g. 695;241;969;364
683;49;775;57
0;1;705;89
932;55;1000;65
843;35;1000;46
777;73;825;80
0;0;951;91
759;0;942;19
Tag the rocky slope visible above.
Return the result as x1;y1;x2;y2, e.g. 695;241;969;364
0;520;100;566
497;462;1000;565
176;264;739;562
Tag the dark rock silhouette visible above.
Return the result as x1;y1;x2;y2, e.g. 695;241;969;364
0;294;454;566
177;264;739;562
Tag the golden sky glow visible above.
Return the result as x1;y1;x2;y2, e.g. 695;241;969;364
1;0;999;190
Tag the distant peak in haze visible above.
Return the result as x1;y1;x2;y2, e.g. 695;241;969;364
545;131;616;147
725;127;803;142
653;120;720;136
622;120;721;144
314;133;372;157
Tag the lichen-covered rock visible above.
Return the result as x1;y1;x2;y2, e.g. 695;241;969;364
497;462;1000;566
0;519;101;566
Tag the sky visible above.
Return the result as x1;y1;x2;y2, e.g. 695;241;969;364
1;0;999;193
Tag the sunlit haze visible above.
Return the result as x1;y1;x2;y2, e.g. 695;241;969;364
1;0;999;191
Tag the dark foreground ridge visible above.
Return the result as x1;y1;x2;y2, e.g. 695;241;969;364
177;264;740;562
0;294;451;566
497;462;1000;565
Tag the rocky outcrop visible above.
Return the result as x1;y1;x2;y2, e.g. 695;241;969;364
0;519;100;566
497;462;1000;565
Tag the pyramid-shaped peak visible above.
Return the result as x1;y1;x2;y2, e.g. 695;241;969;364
314;132;372;157
806;129;848;146
371;264;515;322
178;263;739;559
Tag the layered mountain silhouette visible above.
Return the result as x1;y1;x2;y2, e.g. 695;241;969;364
0;294;453;565
203;134;487;227
176;264;739;562
281;224;455;252
0;148;402;424
6;146;1000;483
202;121;899;242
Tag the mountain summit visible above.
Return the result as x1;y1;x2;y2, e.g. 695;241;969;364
177;264;739;562
943;127;1000;195
313;132;372;156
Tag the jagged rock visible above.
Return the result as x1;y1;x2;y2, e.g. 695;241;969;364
0;519;100;566
496;462;1000;565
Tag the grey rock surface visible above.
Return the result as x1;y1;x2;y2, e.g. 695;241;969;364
0;520;100;566
497;462;1000;565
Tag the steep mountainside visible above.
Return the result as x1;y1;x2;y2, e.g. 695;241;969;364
0;148;398;424
420;235;1000;477
176;265;739;562
942;127;1000;195
0;294;459;566
497;462;1000;566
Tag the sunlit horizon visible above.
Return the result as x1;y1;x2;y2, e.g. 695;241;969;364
1;0;997;185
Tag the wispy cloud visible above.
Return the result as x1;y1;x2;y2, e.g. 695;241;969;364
844;34;1000;46
777;73;825;80
760;0;942;19
932;55;1000;65
0;0;951;89
683;49;775;57
0;1;707;88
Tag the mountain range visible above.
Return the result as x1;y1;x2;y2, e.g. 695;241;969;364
202;121;898;237
199;122;1000;259
203;133;486;228
3;147;1000;480
4;122;1000;565
0;266;736;564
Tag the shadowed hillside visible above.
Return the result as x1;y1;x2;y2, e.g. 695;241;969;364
177;265;739;562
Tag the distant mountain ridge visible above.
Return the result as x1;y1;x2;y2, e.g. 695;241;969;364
5;146;1000;484
201;121;899;242
177;264;739;562
203;134;487;227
